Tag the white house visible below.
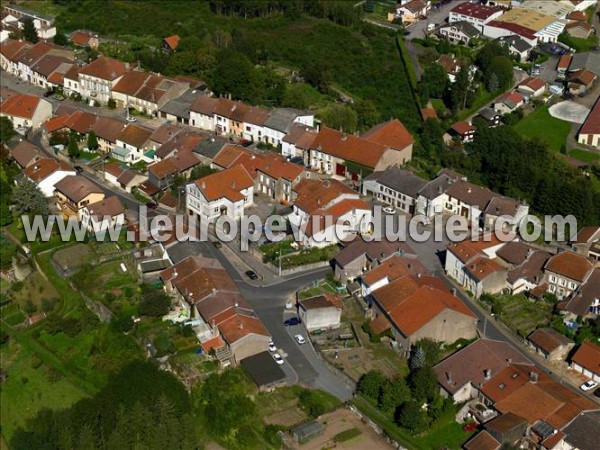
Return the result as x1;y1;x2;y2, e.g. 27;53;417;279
362;167;427;214
449;2;503;33
2;4;57;39
288;178;372;248
186;164;254;222
113;124;152;165
77;56;129;104
80;196;126;235
23;157;76;197
444;236;507;287
0;93;52;129
263;108;314;148
189;96;219;132
570;341;600;383
415;170;462;218
298;294;343;332
516;77;547;98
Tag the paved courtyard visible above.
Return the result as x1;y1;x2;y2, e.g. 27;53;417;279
549;101;591;123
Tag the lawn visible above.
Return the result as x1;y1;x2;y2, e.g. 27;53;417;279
298;278;337;299
569;149;600;163
513;106;572;152
457;88;503;121
558;31;598;53
0;343;88;442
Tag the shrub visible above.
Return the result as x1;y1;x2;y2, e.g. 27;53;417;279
107;98;117;109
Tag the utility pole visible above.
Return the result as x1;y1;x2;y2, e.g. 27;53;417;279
278;248;282;277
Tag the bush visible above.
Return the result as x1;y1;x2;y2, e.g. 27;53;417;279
298;389;328;418
334;428;361;443
107;98;117;109
361;320;381;343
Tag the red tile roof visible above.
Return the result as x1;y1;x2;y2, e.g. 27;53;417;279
557;54;573;70
292;178;356;214
85;195;125;217
92;116;126;142
568;68;597;86
201;335;225;352
299;293;343;310
486;21;536;40
311;126;389;169
218;312;269;344
464;256;505;282
451;2;502;20
211;144;246;168
70;30;96;47
0;39;31;62
463;431;501;450
164;35;181;51
545;251;593;282
24;157;72;182
420;107;438;121
112;70;151;96
362;118;414;150
518;77;546;92
304;197;372;236
451;120;476;135
579;97;600;136
447;235;504;264
575;225;600;244
446;180;496;210
571;341;600;375
9;140;42;168
118;124;152;148
64;110;97;134
194;164;253;202
257;153;304;181
527;328;573;355
78;56;129;81
387;285;476;336
148;158;178;180
0;93;41;119
103;161;125;178
43;114;69;133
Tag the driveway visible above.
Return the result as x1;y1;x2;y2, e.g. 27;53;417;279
406;0;457;40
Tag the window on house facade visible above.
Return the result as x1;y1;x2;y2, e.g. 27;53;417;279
550;275;556;283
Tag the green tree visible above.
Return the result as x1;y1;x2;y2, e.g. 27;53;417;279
22;17;38;43
0;233;17;269
411;339;441;368
298;389;328;418
107;98;117;109
378;377;410;411
356;370;386;399
189;164;218;181
408;367;438;402
139;286;171;317
396;400;430;434
11;180;48;218
86;130;98;150
420;63;448;98
319;104;358;133
409;346;426;371
283;83;316;110
489;56;514;90
301;60;332;93
67;134;80;158
0;116;15;142
53;32;69;46
353;99;380;131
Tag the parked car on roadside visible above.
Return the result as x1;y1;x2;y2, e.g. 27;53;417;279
284;317;301;326
580;380;598;391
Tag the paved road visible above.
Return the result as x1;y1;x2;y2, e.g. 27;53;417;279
1;70;161;129
406;0;457;39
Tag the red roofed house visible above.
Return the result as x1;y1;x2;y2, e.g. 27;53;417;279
449;120;476;143
309;120;413;181
0;93;52;129
570;341;600;382
567;69;597;95
23;157;76;197
288;178;372;248
8;140;43;169
449;2;503;33
69;30;99;49
159;255;270;365
557;54;572;79
517;77;547;98
80;195;126;234
577;96;600;148
112;70;189;117
186;164;254;222
77;56;130;104
493;91;525;115
389;0;431;24
370;280;477;356
255;153;308;204
163;35;180;52
445;236;509;298
543;251;593;299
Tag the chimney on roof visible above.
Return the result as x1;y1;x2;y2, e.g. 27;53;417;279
317;197;321;205
201;181;206;189
238;320;243;330
484;369;492;380
445;371;453;384
467;188;472;193
234;301;239;308
341;133;347;141
452;288;457;296
323;179;330;188
212;288;216;295
230;181;235;189
506;358;512;364
529;371;538;383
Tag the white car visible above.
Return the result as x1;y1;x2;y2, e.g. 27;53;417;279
273;353;284;365
268;343;277;352
383;206;396;215
126;116;137;123
580;380;598;391
295;334;306;345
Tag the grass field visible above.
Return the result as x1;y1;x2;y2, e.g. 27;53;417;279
569;149;600;163
483;294;553;337
0;341;88;442
514;106;572;152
